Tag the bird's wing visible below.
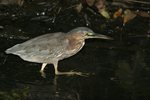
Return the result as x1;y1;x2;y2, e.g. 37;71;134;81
6;32;69;59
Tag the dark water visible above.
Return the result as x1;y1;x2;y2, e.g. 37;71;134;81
1;38;150;100
0;0;150;100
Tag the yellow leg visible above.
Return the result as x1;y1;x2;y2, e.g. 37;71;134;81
53;61;84;76
40;63;47;71
39;63;47;78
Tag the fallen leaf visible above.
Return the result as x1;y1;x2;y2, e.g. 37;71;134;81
114;26;121;30
110;77;117;81
75;3;82;13
109;46;115;49
99;7;110;19
1;0;24;6
0;26;4;28
95;0;110;18
148;30;150;34
123;9;136;24
95;0;106;10
86;0;95;6
86;7;97;14
113;8;122;19
131;11;150;18
17;0;24;6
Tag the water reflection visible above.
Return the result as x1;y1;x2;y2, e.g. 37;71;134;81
113;51;150;86
1;44;150;100
15;76;80;100
0;76;81;100
0;0;149;99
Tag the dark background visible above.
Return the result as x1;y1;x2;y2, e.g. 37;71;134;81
0;0;150;100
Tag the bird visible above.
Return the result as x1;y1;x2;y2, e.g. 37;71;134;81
5;27;112;77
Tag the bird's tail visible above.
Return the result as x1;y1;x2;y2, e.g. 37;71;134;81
5;44;22;54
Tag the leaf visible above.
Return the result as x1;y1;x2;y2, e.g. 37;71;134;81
0;26;4;28
95;0;110;19
131;11;150;18
75;3;82;13
17;0;24;6
86;0;95;6
99;8;110;19
113;8;122;19
148;30;150;34
95;0;106;10
123;9;136;24
112;0;150;8
1;0;24;6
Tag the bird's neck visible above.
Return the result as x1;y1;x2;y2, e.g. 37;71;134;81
65;34;85;52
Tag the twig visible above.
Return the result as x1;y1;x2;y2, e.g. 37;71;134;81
114;0;150;4
48;1;59;11
57;12;71;19
44;16;56;22
61;4;78;11
129;34;148;38
57;7;62;14
129;0;150;4
3;55;8;64
17;0;31;13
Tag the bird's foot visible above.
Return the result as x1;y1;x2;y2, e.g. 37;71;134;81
55;70;89;77
39;70;46;78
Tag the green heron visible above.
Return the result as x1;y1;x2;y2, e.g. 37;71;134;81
5;27;112;77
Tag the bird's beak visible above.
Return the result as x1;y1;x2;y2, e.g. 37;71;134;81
89;33;113;40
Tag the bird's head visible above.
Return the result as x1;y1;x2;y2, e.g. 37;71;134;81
66;27;113;40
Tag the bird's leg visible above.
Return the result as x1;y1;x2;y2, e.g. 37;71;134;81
53;61;59;74
39;63;47;78
53;61;83;76
40;63;47;71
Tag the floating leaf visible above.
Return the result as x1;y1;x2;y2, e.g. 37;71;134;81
123;9;136;24
113;8;122;19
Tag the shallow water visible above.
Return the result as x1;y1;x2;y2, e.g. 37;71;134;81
0;0;150;100
1;38;150;100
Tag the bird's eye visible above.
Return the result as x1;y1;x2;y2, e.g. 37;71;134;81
85;33;94;36
85;33;88;36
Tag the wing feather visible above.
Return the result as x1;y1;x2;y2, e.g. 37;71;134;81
6;32;69;61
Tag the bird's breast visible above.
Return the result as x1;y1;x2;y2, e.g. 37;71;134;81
64;37;85;58
68;40;85;54
56;34;85;60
